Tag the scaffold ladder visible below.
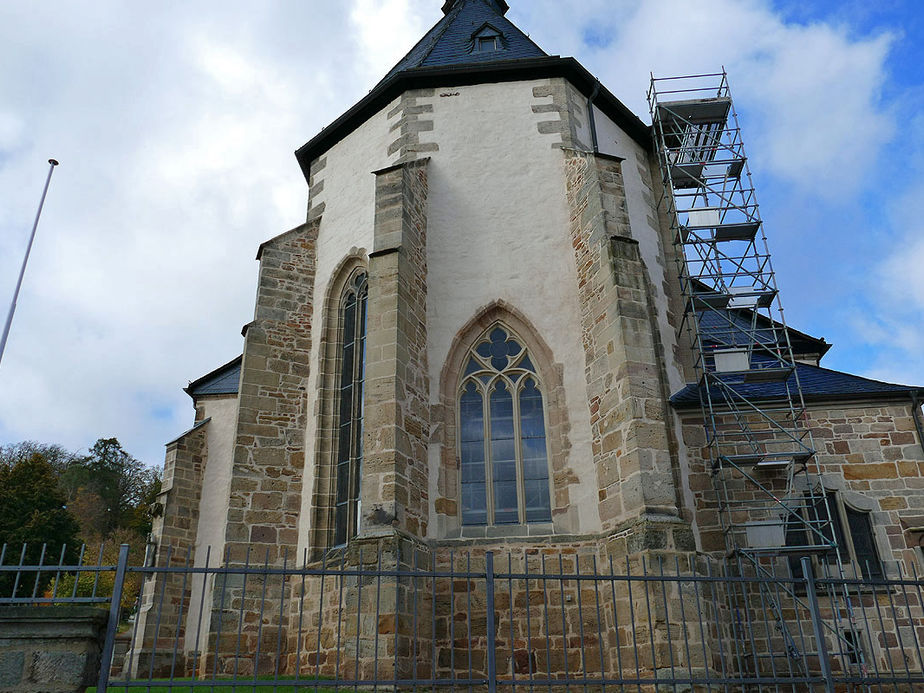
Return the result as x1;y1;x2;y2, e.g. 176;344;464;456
647;69;862;676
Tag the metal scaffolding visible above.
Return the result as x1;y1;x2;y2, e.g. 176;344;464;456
648;70;860;674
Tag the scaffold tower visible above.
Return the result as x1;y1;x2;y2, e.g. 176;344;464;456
648;70;860;674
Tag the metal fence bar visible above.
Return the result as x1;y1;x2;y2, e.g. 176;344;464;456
486;551;497;693
801;557;834;693
6;543;924;690
96;543;129;693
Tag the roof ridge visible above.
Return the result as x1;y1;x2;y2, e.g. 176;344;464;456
378;3;461;85
417;1;464;67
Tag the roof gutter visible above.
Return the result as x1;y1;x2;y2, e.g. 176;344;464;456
671;389;924;411
587;79;601;154
912;392;924;452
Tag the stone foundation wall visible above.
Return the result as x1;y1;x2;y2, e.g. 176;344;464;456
273;537;718;686
0;606;107;693
285;534;432;681
432;544;717;685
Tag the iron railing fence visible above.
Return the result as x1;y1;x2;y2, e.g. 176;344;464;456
3;543;924;692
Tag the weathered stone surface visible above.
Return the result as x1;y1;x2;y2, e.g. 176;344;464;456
386;92;438;163
563;149;684;533
0;606;106;693
361;158;431;539
0;652;23;688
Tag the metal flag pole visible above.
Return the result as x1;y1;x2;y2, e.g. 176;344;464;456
0;158;59;368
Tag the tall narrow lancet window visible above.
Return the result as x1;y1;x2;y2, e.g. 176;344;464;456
334;272;368;546
459;325;552;526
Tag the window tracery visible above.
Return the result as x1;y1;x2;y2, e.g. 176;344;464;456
458;325;552;526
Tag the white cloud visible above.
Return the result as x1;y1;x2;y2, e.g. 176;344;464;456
519;0;895;197
349;0;431;87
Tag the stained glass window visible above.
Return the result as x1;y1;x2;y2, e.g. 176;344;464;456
458;325;552;526
334;272;368;546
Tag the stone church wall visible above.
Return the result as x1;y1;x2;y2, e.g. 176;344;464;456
681;400;924;562
296;76;684;547
680;400;924;677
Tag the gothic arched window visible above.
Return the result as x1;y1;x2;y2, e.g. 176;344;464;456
334;272;368;546
458;325;552;526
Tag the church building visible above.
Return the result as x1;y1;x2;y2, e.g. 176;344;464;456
133;0;924;684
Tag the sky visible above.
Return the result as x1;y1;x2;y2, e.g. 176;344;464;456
1;0;922;467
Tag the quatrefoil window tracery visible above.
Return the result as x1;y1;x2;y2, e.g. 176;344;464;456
458;325;552;526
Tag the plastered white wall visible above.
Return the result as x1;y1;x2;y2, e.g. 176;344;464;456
422;80;600;535
294;79;604;541
184;395;238;653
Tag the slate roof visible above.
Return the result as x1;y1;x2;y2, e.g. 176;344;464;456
671;362;923;408
294;2;651;175
379;0;547;85
185;355;242;398
697;308;831;358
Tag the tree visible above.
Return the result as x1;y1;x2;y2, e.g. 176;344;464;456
0;440;79;475
59;437;161;539
0;453;80;594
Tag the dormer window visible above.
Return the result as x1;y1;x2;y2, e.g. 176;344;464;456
478;35;500;52
471;24;505;53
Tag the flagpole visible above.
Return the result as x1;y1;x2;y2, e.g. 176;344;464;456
0;158;59;368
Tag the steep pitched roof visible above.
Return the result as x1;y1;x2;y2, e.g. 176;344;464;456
184;355;242;398
379;0;547;84
671;362;923;408
294;3;650;176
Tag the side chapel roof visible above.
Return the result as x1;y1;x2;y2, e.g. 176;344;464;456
671;362;924;408
184;355;243;397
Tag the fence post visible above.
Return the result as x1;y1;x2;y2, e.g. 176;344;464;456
97;544;130;693
801;557;834;693
485;551;497;693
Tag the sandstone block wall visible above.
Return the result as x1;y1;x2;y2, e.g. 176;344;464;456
0;606;107;693
563;149;685;543
682;401;924;564
362;158;431;539
204;218;321;676
130;418;208;677
681;399;924;676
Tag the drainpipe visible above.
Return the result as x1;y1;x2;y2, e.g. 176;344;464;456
587;80;601;154
912;392;924;451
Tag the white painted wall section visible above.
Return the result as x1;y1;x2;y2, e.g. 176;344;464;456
424;80;600;535
185;395;238;653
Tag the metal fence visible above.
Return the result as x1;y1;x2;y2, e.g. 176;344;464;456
3;543;924;692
